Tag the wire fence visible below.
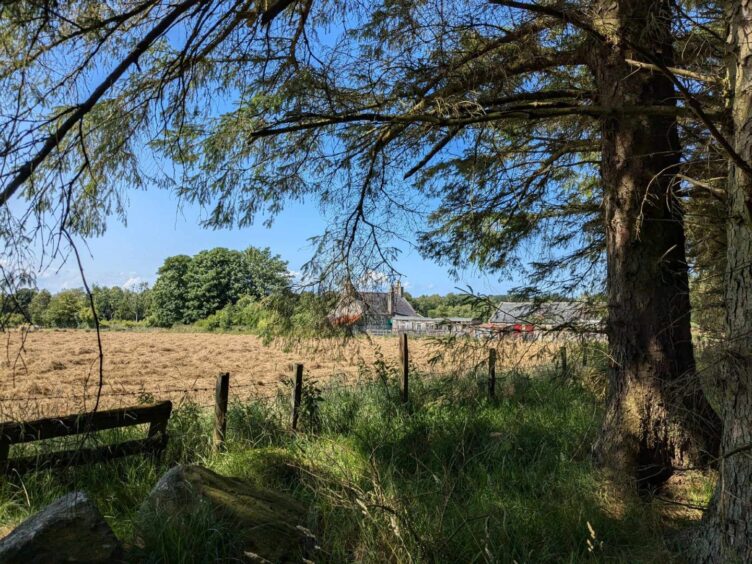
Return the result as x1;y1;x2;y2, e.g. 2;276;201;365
0;334;607;474
0;334;600;425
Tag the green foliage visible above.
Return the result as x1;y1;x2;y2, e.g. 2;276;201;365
193;290;339;341
184;248;245;322
0;360;710;562
29;290;51;325
0;287;35;326
0;287;36;322
407;292;509;319
5;284;152;329
151;255;192;327
44;289;86;328
151;247;290;326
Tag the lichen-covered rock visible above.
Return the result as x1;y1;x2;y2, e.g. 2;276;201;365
0;491;121;563
139;464;317;562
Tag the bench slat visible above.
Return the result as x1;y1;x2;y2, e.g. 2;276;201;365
3;435;168;474
0;401;172;444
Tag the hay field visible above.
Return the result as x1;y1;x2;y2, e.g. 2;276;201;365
0;330;558;420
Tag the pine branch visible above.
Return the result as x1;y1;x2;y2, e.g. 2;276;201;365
249;104;720;139
625;59;718;84
0;0;202;207
0;0;304;207
488;0;752;178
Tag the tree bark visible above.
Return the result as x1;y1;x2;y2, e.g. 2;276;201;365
589;0;720;487
690;1;752;560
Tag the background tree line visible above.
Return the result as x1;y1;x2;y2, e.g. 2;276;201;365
1;246;296;330
2;285;151;328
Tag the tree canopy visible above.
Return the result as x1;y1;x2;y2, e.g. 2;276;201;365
0;1;726;289
151;246;290;325
3;2;752;554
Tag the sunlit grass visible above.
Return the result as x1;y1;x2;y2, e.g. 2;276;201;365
0;358;714;562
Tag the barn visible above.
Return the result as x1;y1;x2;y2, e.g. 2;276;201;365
482;301;604;339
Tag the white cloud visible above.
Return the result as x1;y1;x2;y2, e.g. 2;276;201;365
358;270;390;290
122;276;146;290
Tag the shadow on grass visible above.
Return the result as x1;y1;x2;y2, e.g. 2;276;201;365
0;365;710;563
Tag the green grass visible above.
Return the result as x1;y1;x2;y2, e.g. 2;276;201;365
0;362;712;563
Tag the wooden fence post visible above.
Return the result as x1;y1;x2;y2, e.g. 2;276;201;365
0;439;9;469
290;363;304;430
559;346;568;376
488;348;497;399
213;372;230;453
400;333;409;403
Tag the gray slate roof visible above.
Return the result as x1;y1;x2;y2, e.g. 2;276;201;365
329;290;419;322
358;292;418;317
490;302;600;326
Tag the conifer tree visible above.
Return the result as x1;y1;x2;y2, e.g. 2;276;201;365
0;1;726;485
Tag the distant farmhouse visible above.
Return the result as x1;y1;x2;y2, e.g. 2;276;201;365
392;316;476;335
328;282;419;332
329;284;603;339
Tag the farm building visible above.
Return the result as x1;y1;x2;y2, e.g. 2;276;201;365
328;282;420;332
481;301;604;339
392;316;478;335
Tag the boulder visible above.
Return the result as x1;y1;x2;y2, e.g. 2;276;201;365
0;491;121;563
139;464;317;562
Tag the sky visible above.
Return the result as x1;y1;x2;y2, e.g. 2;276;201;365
8;5;526;298
32;185;516;297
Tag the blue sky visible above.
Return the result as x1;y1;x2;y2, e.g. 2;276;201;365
34;186;515;297
12;6;527;298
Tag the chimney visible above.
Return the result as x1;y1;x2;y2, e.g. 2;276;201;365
395;280;403;297
387;288;394;316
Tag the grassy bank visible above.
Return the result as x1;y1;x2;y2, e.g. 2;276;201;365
0;361;712;562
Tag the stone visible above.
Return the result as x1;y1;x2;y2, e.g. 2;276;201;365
139;464;317;562
0;491;121;563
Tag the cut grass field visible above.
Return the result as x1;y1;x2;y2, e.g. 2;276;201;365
0;356;714;563
0;329;560;420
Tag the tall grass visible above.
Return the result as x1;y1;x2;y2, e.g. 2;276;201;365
0;359;711;562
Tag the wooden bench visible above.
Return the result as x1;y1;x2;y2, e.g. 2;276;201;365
0;401;172;474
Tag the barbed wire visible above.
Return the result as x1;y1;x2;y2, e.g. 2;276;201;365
0;374;487;405
0;344;574;410
0;365;560;405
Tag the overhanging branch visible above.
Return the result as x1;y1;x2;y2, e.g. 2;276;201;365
625;59;718;85
0;0;201;207
249;104;720;139
488;0;752;178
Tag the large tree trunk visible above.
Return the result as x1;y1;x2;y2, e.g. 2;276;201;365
691;2;752;560
589;0;720;488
